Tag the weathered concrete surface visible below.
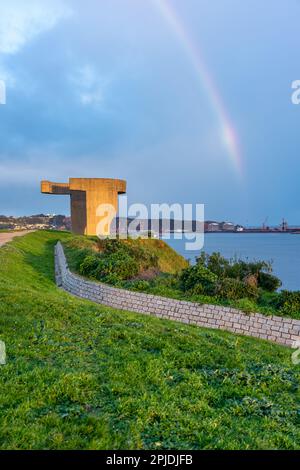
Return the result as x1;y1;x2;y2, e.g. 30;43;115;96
55;241;300;348
0;230;33;247
41;178;126;236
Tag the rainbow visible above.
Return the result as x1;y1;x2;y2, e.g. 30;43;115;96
153;0;243;177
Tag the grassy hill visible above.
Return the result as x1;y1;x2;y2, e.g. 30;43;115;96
0;231;299;450
63;234;189;275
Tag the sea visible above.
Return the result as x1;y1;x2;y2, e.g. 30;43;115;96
166;233;300;291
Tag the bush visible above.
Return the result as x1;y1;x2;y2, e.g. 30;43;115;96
257;272;282;292
189;293;220;305
77;237;162;286
244;274;258;288
258;291;281;309
95;252;139;282
124;280;151;292
235;298;258;314
179;265;218;295
197;252;229;278
125;241;159;271
79;251;139;284
275;291;300;317
79;255;101;277
98;238;159;271
216;277;259;301
151;274;180;289
97;238;124;255
197;252;281;292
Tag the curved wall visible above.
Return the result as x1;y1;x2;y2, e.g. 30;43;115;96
55;242;300;348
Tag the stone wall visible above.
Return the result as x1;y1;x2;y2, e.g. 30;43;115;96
55;242;300;347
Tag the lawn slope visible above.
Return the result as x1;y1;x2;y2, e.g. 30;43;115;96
0;231;299;450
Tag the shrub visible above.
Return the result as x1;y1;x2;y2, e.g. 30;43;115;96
71;248;95;271
102;272;125;287
79;255;101;277
257;272;282;292
97;238;159;272
197;251;229;278
197;252;281;292
179;265;218;295
276;291;300;317
79;251;139;284
216;277;258;301
97;238;123;255
190;283;206;295
258;291;281;309
151;274;180;289
189;294;220;305
126;243;158;271
235;298;257;314
77;237;163;286
244;274;258;288
124;280;151;292
94;252;139;282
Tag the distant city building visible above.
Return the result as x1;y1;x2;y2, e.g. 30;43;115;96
0;214;70;232
221;222;235;231
206;222;220;232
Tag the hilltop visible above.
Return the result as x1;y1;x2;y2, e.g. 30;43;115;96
63;234;188;277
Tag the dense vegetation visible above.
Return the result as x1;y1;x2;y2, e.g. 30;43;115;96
64;237;300;319
64;236;188;279
1;231;300;449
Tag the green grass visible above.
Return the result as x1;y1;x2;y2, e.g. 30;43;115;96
139;238;189;273
0;231;300;450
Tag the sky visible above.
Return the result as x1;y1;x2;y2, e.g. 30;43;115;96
0;0;299;226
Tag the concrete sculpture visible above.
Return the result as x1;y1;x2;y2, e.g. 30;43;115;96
41;178;126;236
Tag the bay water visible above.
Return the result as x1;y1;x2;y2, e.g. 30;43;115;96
166;233;300;291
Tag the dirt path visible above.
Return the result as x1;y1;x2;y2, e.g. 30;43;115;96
0;230;33;247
